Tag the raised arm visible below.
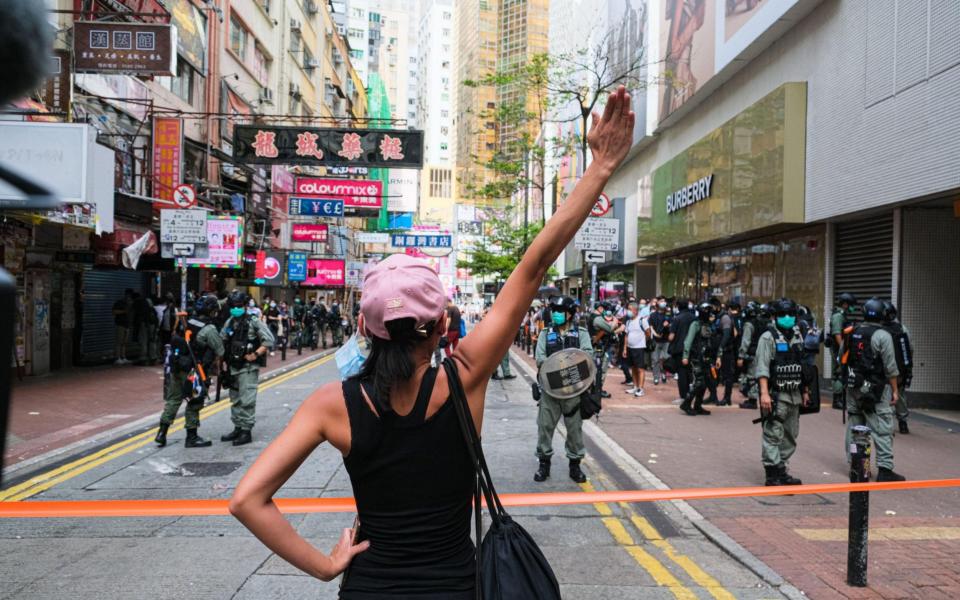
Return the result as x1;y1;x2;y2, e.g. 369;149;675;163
454;86;635;393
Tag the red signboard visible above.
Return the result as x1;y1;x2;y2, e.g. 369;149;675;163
291;223;329;242
271;165;294;249
304;259;345;287
152;117;183;207
294;177;383;214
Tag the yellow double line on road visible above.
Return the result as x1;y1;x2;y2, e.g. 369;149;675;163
582;475;735;600
0;355;333;503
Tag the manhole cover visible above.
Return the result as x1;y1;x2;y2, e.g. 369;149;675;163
170;462;243;477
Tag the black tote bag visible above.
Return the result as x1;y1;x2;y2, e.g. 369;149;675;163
442;359;563;600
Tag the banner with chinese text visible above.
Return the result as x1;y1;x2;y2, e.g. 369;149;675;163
304;258;345;287
151;117;183;207
233;126;423;169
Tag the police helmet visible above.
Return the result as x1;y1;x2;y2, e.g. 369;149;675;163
227;290;249;309
863;297;885;322
881;301;898;322
758;302;773;319
837;292;858;307
196;294;220;317
728;301;742;312
548;295;578;315
697;302;714;322
797;304;812;319
773;298;798;316
742;301;758;319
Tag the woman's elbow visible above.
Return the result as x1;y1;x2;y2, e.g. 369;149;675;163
228;491;252;518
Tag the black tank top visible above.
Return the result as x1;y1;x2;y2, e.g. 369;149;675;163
340;367;475;599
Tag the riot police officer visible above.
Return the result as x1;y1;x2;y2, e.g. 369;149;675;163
845;298;906;481
755;298;811;486
220;291;275;446
830;292;858;409
328;301;344;346
534;295;594;484
737;301;761;409
680;302;719;416
155;294;224;448
588;302;623;399
882;301;913;434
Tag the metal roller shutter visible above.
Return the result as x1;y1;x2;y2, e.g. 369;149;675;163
79;270;150;363
834;213;893;302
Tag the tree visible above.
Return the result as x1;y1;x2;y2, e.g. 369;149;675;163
456;208;554;289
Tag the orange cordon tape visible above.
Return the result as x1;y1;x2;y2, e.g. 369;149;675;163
1;479;959;519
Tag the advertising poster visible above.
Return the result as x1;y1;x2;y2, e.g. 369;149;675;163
607;0;649;144
304;259;345;287
716;0;802;72
185;216;243;268
659;0;715;122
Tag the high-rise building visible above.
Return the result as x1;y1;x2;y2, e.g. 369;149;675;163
453;0;549;204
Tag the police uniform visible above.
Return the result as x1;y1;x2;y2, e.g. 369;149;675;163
221;314;275;434
590;313;616;387
738;319;759;403
158;317;224;444
830;307;851;402
755;324;806;484
883;320;912;429
846;322;901;476
681;318;718;413
535;324;593;463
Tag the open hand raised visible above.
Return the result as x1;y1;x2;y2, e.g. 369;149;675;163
587;85;636;173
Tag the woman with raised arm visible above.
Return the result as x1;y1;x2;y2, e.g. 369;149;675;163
227;86;635;598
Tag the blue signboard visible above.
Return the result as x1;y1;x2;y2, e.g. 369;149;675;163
289;197;344;217
288;252;307;282
391;234;452;248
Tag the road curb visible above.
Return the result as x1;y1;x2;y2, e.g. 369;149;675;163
509;348;806;600
2;349;335;482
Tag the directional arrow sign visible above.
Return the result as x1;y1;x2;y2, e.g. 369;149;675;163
584;250;606;263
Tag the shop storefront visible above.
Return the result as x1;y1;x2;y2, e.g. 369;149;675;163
638;83;823;316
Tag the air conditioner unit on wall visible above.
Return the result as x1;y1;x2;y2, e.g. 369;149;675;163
305;57;320;69
289;83;301;98
290;18;302;31
306;0;319;14
259;88;274;104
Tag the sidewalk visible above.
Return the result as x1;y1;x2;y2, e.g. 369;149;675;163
5;345;332;470
511;344;960;599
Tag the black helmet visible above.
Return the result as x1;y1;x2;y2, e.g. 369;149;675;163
697;302;714;322
227;290;249;309
837;292;857;307
728;301;741;312
797;304;812;319
549;295;578;315
881;300;898;322
196;294;220;317
758;302;773;319
863;297;885;322
773;298;798;316
742;301;758;319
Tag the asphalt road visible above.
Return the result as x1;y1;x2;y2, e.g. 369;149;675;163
0;353;786;600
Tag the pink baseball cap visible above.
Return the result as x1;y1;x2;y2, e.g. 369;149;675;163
360;254;447;340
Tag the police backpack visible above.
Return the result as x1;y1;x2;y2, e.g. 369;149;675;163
884;322;913;387
844;324;886;401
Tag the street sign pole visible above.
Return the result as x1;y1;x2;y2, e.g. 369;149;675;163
592;263;598;305
180;260;187;311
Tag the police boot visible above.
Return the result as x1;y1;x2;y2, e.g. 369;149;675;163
776;464;802;485
898;419;910;434
185;428;212;448
533;457;551;482
232;429;253;446
832;393;844;410
568;459;587;484
694;394;711;415
763;465;780;486
680;398;696;416
154;423;169;447
877;467;906;482
221;427;243;442
739;399;757;410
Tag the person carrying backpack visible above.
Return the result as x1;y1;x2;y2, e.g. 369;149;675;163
881;301;913;434
155;294;225;448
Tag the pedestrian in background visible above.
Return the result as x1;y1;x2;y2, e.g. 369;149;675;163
649;298;670;385
623;302;648;396
444;298;462;357
112;288;133;365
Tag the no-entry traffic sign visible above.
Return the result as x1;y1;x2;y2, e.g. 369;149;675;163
591;193;611;217
172;184;197;209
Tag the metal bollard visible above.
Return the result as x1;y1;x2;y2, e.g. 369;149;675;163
847;424;872;587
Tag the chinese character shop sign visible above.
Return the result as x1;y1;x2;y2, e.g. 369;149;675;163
233;126;424;169
152;117;183;206
291;223;329;242
295;177;382;215
391;234;452;248
304;259;345;287
73;22;176;76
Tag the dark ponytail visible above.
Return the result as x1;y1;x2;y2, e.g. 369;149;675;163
354;317;436;408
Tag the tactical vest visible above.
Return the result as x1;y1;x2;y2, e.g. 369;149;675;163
545;326;582;357
766;325;805;392
691;322;717;362
847;324;886;386
168;318;213;373
226;316;256;368
746;317;767;358
883;321;913;384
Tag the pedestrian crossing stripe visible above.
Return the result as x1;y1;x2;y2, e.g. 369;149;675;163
0;354;335;502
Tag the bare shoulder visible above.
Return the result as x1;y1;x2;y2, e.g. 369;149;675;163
301;380;351;453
